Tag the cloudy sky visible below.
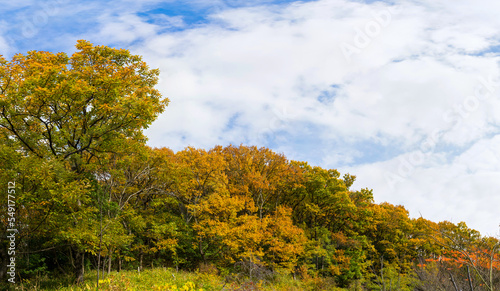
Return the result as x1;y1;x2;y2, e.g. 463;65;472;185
1;0;500;236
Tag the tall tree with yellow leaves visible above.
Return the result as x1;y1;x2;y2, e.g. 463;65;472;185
0;40;168;282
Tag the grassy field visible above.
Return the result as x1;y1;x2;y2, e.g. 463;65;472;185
10;267;345;290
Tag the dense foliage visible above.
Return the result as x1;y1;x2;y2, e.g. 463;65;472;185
1;41;499;290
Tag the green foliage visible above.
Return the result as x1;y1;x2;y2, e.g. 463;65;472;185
20;254;48;277
1;42;497;291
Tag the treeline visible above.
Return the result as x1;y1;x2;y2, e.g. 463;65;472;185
2;143;500;289
0;41;499;290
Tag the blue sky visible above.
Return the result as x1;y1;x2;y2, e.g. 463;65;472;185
2;0;500;236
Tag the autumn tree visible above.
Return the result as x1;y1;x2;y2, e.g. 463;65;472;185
416;221;500;291
281;161;372;286
365;203;419;290
221;145;297;219
161;147;229;264
0;40;168;282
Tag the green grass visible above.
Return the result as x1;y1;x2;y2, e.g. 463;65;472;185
9;267;348;290
15;268;219;290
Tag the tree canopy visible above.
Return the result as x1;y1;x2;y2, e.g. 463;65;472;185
1;41;498;290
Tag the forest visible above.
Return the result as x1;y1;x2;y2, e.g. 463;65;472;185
0;41;499;290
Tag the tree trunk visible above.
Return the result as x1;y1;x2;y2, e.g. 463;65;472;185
102;256;107;276
139;251;143;271
380;256;386;291
447;268;459;291
467;265;474;291
198;237;206;262
75;251;85;284
108;252;112;275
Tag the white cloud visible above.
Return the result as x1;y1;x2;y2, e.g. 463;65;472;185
135;0;500;235
344;135;500;236
0;23;12;56
94;13;160;44
4;0;500;235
